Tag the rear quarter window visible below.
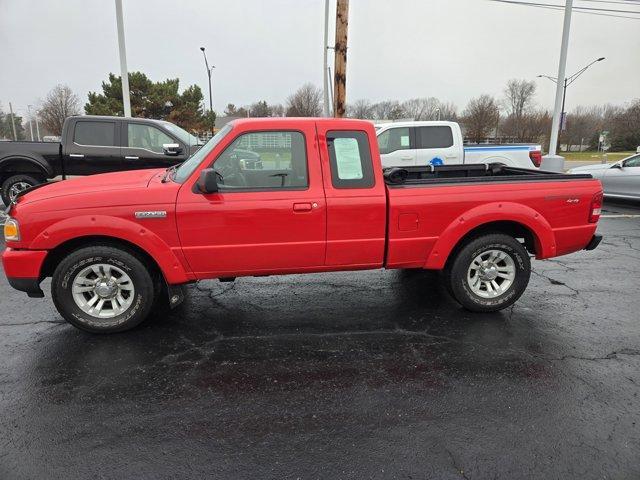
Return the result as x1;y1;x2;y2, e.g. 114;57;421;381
416;126;453;149
74;121;116;146
327;130;375;189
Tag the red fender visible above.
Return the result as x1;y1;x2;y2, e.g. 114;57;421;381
29;215;192;284
424;202;556;269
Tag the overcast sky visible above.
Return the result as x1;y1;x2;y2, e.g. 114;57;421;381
1;0;638;118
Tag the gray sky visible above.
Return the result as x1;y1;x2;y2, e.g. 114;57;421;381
1;0;638;118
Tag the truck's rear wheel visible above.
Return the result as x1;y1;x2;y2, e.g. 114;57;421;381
445;233;530;312
51;246;156;333
1;174;43;205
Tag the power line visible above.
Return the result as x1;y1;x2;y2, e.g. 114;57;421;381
491;0;640;14
488;0;640;19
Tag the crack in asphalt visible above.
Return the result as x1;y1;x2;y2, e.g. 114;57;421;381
445;448;471;480
531;270;580;295
0;320;65;327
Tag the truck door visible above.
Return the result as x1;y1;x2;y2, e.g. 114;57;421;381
63;119;121;176
121;122;188;170
414;125;460;166
377;126;416;167
176;123;326;277
317;126;387;267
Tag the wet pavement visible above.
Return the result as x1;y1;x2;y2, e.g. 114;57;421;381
1;200;639;479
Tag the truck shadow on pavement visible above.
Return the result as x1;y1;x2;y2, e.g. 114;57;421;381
29;269;554;404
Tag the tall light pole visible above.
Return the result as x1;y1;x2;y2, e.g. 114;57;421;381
538;57;605;148
27;105;34;141
115;0;131;117
322;0;330;117
200;47;214;114
541;0;572;171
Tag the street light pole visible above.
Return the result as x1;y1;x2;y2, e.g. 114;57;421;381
537;56;604;153
115;0;131;117
322;0;330;117
200;47;214;114
543;0;573;171
27;105;34;141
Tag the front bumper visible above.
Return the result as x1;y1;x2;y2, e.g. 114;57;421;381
584;234;603;251
2;247;48;298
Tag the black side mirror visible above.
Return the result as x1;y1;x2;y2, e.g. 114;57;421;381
196;168;219;194
162;143;183;156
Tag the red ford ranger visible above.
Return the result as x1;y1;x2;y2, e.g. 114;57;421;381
2;118;603;333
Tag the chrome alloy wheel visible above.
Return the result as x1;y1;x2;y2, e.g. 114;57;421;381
8;182;32;201
71;264;135;318
466;249;516;298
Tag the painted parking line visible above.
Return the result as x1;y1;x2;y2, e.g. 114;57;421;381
600;214;640;218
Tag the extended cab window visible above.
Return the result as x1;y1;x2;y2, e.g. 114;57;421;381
327;130;375;189
378;127;410;154
213;131;308;190
416;126;453;149
128;124;175;153
74;121;116;146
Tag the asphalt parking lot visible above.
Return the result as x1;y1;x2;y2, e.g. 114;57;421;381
1;199;639;479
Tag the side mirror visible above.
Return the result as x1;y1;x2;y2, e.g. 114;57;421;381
196;168;219;194
162;143;183;156
611;162;622;169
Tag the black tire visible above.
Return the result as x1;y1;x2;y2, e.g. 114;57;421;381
1;174;43;205
51;246;157;333
444;233;531;312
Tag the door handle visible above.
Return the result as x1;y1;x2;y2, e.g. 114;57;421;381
400;156;413;161
293;202;314;212
69;154;84;158
124;156;139;160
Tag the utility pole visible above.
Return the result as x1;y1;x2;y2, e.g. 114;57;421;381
322;0;330;117
115;0;132;117
8;102;17;140
542;0;572;172
333;0;349;118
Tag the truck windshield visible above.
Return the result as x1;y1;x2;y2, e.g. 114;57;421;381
173;124;233;183
160;121;203;147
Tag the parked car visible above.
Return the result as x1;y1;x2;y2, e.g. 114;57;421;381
375;121;542;169
568;153;640;199
0;115;203;205
2;118;603;333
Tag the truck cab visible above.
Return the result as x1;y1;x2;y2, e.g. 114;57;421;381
376;121;464;168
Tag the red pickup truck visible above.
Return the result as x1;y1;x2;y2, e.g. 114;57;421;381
2;118;603;333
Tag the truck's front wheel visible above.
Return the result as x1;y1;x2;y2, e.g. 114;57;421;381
445;233;531;312
1;174;43;205
51;246;156;333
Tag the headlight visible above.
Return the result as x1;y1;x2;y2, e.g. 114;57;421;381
3;218;20;241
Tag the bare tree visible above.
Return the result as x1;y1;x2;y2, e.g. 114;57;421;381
286;83;322;117
270;103;285;117
401;97;439;120
462;95;500;143
503;79;537;141
371;100;405;121
437;101;458;121
347;99;374;119
39;84;81;135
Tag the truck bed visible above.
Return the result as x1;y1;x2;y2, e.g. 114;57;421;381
383;163;601;269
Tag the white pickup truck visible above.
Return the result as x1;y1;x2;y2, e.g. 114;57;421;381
375;121;542;169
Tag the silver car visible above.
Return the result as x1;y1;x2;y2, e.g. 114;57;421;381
568;154;640;199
